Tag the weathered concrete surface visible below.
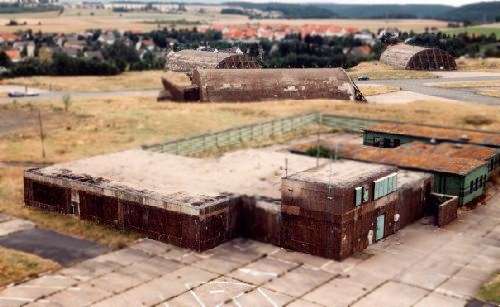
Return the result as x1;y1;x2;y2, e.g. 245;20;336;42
0;188;498;307
0;219;35;237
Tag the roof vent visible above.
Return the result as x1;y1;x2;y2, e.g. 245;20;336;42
459;134;469;142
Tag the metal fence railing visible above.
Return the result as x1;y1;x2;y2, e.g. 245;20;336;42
143;112;319;155
143;112;500;156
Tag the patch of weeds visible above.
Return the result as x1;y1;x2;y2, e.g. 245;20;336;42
462;114;494;126
477;272;500;304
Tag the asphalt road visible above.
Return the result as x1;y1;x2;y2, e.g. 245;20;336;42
0;89;159;104
0;227;109;266
359;76;500;105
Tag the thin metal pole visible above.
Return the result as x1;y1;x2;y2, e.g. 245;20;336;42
38;109;46;160
316;131;320;167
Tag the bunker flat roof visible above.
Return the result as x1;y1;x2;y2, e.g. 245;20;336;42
30;148;325;214
365;123;500;148
286;160;396;187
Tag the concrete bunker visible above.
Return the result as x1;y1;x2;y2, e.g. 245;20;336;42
160;68;366;103
380;43;457;71
165;49;261;75
25;142;434;260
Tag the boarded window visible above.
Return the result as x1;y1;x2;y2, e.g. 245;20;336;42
374;179;381;199
355;187;363;207
374;173;397;200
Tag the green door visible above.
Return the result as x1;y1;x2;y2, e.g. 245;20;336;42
376;214;385;241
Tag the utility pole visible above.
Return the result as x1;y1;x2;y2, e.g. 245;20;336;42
38;109;46;160
316;131;320;167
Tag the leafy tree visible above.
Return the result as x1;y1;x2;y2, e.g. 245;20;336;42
0;51;12;67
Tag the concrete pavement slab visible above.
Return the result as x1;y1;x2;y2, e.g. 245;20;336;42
204;241;267;265
436;276;484;299
394;270;451;291
0;297;33;307
303;277;369;307
0;219;34;237
228;256;297;285
287;299;325;306
88;271;145;294
192;257;243;275
352;281;429;307
224;287;294;306
92;266;218;307
129;238;172;256
341;268;385;290
161;248;204;264
41;283;110;307
58;258;123;282
263;266;334;297
115;256;182;280
165;276;253;307
268;249;330;269
91;247;151;266
414;292;468;307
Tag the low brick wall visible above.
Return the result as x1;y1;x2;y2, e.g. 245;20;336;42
432;193;459;227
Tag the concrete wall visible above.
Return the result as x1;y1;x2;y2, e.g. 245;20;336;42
192;68;358;102
280;170;431;260
24;174;241;251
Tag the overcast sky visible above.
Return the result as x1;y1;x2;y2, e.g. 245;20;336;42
251;0;491;6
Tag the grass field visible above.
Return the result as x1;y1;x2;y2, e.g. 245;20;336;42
456;58;500;72
0;8;231;33
357;84;400;96
0;8;448;33
477;272;500;304
443;24;500;36
0;246;58;287
2;70;166;92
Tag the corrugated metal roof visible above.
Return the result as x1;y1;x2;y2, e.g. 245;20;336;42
404;142;497;162
365;123;500;148
291;141;488;176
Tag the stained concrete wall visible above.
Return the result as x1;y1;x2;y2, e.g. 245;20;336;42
192;68;359;102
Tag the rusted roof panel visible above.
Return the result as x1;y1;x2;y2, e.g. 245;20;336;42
365;123;500;148
291;140;487;176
